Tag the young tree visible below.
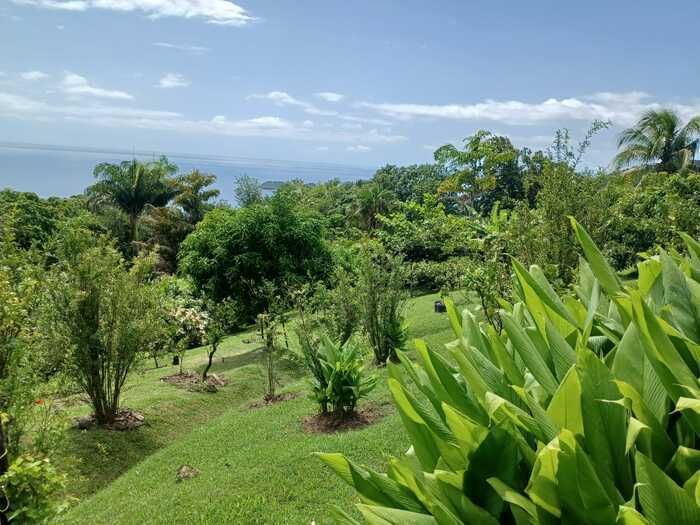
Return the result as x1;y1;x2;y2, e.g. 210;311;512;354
355;243;407;364
202;298;237;380
41;245;163;424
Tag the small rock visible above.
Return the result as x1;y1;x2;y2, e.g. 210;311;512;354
74;415;94;430
176;464;200;482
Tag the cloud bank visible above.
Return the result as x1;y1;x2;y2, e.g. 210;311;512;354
11;0;254;26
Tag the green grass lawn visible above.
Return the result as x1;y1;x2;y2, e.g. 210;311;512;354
56;292;465;524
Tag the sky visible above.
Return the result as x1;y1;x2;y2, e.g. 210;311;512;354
2;0;700;173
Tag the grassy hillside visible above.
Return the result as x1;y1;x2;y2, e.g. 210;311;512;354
57;292;463;524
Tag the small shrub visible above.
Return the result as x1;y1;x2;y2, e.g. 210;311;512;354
309;335;376;417
356;244;407;364
0;454;66;524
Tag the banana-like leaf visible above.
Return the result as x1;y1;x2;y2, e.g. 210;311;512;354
317;453;426;513
612;323;668;423
616;505;649;524
635;452;700;525
570;217;622;298
502;312;559;396
661;251;700;342
356;505;438;525
577;348;634;499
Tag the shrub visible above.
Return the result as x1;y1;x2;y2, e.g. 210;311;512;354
304;335;376;416
320;219;700;523
40;245;164;424
355;244;407;364
0;453;66;524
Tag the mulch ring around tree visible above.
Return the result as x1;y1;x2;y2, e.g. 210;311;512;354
301;402;391;434
160;371;228;392
73;409;146;431
247;391;300;409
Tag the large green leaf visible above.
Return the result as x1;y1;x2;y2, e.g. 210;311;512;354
577;348;634;499
570;217;622;297
317;453;426;513
356;505;438;525
661;251;700;342
612;323;668;423
502;312;558;396
635;452;700;525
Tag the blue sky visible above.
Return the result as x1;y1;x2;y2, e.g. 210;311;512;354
2;0;700;170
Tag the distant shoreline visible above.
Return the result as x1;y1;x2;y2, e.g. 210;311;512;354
0;141;376;174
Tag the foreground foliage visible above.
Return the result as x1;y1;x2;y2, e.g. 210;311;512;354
321;220;700;523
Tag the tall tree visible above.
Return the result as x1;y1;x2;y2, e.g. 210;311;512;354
434;130;524;214
350;181;394;230
174;170;220;224
233;174;263;207
613;109;700;171
87;157;179;254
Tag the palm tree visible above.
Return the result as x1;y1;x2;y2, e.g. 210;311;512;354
350;182;394;230
87;157;179;254
613;109;700;171
174;170;220;224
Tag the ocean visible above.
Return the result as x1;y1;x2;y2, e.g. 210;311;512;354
0;143;376;199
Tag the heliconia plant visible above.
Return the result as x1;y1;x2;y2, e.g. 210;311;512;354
318;218;700;524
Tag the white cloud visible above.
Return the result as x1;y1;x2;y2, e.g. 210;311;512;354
0;90;406;145
315;146;329;151
56;24;64;29
347;145;371;152
249;90;393;126
153;42;209;55
248;91;336;117
62;73;133;100
10;0;254;26
315;92;344;103
157;73;190;89
20;70;49;81
359;91;700;127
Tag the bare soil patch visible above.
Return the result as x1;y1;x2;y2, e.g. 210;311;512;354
248;391;300;409
301;402;390;434
160;371;227;392
73;409;145;431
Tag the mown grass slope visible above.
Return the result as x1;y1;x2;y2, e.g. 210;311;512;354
57;292;463;524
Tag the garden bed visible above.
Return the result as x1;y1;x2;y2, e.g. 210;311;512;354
301;402;390;434
160;371;227;392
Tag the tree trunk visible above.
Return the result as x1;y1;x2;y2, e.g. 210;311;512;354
202;343;217;380
0;420;9;525
128;213;138;257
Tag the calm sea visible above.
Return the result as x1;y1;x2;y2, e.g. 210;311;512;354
0;144;375;198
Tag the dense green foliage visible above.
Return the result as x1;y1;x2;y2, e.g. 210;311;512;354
179;194;333;319
2;108;700;523
321;221;700;523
